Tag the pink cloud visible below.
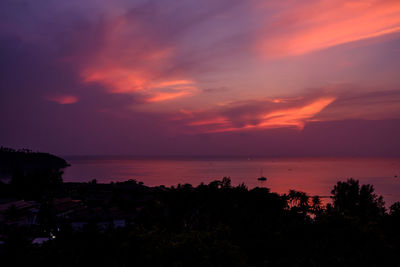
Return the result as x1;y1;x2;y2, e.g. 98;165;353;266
183;96;336;133
46;95;79;104
178;87;400;134
257;0;400;57
79;14;198;103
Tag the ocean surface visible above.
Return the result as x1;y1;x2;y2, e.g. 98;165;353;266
63;157;400;206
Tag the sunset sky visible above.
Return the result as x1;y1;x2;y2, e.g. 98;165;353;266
1;0;400;156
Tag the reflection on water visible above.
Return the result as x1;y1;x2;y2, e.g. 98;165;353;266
63;157;400;206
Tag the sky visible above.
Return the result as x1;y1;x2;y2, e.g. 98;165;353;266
1;0;400;156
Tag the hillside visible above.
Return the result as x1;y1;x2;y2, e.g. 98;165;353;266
0;147;69;178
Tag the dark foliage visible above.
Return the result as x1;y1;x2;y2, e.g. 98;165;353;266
0;147;69;178
2;176;400;266
330;178;385;220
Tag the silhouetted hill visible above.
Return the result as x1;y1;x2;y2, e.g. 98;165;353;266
0;147;69;178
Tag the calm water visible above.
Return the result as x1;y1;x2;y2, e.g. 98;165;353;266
63;157;400;206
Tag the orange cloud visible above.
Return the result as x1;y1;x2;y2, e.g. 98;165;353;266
154;80;194;88
83;68;150;94
147;90;191;103
80;14;197;103
46;95;78;105
83;64;197;103
258;0;400;57
188;97;335;133
145;81;197;103
188;117;229;126
84;66;197;102
259;97;336;130
179;109;194;117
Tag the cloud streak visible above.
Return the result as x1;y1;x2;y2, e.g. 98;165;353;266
46;95;79;105
257;0;400;57
79;12;196;102
183;96;336;133
179;86;400;134
77;0;245;103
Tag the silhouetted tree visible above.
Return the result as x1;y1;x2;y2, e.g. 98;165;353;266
287;190;310;213
331;178;385;219
390;202;400;215
311;195;322;214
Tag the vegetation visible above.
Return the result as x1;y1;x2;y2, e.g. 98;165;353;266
1;175;400;266
0;147;69;178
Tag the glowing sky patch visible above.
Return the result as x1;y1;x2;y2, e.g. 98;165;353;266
84;68;197;102
146;90;192;103
188;97;335;133
46;95;79;105
83;68;149;93
259;97;336;130
257;0;400;57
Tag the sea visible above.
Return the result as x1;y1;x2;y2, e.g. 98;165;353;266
63;157;400;206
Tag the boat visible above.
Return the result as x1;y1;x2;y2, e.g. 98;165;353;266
257;168;267;181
